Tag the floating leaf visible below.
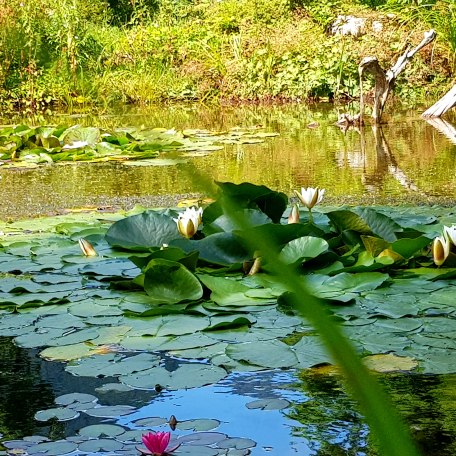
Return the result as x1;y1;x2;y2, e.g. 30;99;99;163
363;354;418;372
84;405;136;417
78;439;124;452
142;259;203;304
55;393;98;406
40;343;97;361
216;437;256;450
106;211;179;250
120;363;227;390
354;207;402;242
226;340;298;368
177;419;221;431
279;236;329;266
34;408;80;422
245;398;290;410
27;441;78;455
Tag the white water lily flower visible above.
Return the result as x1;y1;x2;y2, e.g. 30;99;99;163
433;235;450;266
443;225;456;245
294;187;325;209
174;207;203;238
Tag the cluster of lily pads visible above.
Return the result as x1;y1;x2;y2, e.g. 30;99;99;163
0;181;456;393
4;389;257;456
0;124;278;168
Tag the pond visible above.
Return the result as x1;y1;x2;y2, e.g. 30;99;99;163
0;104;456;456
0;104;455;219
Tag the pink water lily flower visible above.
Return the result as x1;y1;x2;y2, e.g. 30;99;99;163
138;431;180;455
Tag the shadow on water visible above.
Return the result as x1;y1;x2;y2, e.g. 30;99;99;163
1;337;456;455
0;104;455;220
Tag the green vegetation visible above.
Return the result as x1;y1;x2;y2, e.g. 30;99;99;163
0;123;277;167
2;182;456;453
0;0;454;111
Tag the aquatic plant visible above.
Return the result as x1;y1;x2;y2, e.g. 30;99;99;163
138;431;180;455
3;181;456;453
294;187;325;210
0;124;277;168
294;186;325;223
173;207;203;239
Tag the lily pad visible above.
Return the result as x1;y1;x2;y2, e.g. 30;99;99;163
245;398;290;410
177;419;221;431
84;404;136;417
78;439;124;452
226;340;298;368
106;211;180;250
142;259;203;304
27;441;78;455
363;354;418;372
78;424;127;438
34;408;80;422
120;363;227;390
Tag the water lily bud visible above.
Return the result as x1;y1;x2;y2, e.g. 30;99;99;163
78;238;97;256
173;207;203;239
433;235;450;266
177;217;196;238
294;187;325;209
288;203;300;224
443;225;456;246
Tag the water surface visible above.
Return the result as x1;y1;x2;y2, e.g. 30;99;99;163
1;104;455;220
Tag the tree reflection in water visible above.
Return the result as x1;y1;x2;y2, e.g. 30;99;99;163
288;368;456;456
0;337;57;440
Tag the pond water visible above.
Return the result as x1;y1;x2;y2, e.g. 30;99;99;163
1;335;456;456
1;104;456;456
0;104;455;219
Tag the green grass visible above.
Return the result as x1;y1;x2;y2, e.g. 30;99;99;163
0;0;453;110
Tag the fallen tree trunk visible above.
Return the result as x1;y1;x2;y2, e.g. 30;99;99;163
422;85;456;118
359;29;436;124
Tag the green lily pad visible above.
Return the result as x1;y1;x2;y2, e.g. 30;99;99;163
142;259;203;304
34;408;80;422
106;211;180;250
55;393;98;406
245;398;290;410
279;236;329;266
78;439;124;452
27;441;78;455
66;353;160;377
84;405;136;417
226;340;298;368
216;437;256;450
120;363;227;390
177;419;221;431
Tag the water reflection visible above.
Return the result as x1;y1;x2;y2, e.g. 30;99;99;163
0;105;455;220
1;335;456;455
0;337;55;440
291;369;456;456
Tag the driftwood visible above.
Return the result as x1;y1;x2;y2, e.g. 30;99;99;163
359;30;436;124
422;85;456;118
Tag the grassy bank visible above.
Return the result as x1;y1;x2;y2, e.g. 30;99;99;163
0;0;455;112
